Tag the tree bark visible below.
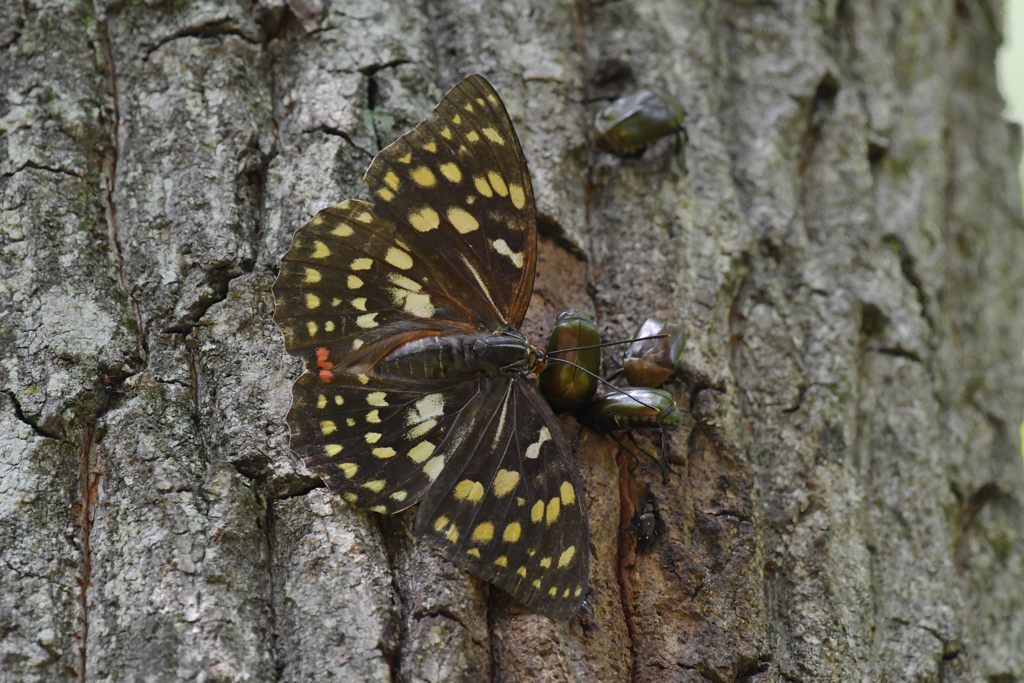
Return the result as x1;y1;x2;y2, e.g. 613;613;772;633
2;0;1023;681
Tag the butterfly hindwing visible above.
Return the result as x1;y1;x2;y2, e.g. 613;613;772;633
364;75;537;328
287;370;493;514
415;376;588;621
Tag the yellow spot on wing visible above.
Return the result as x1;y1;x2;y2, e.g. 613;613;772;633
350;258;373;271
317;394;327;409
410;166;437;187
467;548;481;558
517;566;527;578
447;207;479;234
365;432;382;444
546;497;561;525
487;171;508;196
502;522;521;543
339;462;358;478
473;176;493;197
391;490;408;502
406;442;435;465
445;524;460;543
324;444;342;457
530;500;544;523
372;447;396;459
305;293;321;309
389;273;422;291
466;130;480;142
324;321;335;332
439;163;462;182
347;275;364;289
548;587;558;597
367;392;388;406
398;152;412;164
383;171;400;190
560;482;576;505
403;292;435;318
532;579;541;589
409;207;440;232
423;455;444;481
454;479;485;503
304;267;321;283
356;313;378;328
472;522;495;543
305;321;318;336
356;211;373;223
434;516;449;531
378;188;394;201
332;224;354;237
482;127;505;145
493;469;520;497
363;479;386;493
352;297;367;311
423;141;438;153
539;557;552;568
440;127;453;139
407;419;437;439
385;247;414;270
366;410;381;423
334;395;344;405
558;546;576;567
311;241;331;258
495;556;508;567
320;420;336;435
507;183;524;209
452;113;462;124
525;427;551;459
492;238;524;268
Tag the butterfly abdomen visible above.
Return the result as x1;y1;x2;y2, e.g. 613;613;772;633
373;332;533;381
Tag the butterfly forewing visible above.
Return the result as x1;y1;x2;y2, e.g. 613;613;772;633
364;75;536;328
415;377;588;621
274;199;496;372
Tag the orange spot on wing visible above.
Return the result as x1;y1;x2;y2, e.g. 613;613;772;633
316;347;335;383
316;347;334;371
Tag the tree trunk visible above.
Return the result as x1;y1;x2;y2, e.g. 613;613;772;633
3;0;1022;681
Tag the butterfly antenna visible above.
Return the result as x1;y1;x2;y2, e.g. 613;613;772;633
542;356;659;410
544;333;667;356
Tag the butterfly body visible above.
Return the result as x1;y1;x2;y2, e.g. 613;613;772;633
373;330;536;381
274;75;588;621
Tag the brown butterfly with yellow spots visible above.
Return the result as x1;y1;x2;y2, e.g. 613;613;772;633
273;75;588;620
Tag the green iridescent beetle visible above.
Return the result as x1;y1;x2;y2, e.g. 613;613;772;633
621;318;687;388
539;308;602;412
593;90;687;156
588;387;681;431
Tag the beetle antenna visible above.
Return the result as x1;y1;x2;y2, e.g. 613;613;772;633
542;356;658;410
544;334;666;356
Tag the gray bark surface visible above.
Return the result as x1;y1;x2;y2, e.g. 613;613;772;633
2;1;1022;681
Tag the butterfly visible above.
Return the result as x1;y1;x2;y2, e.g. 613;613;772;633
272;75;588;621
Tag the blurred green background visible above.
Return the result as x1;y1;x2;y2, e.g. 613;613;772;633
998;1;1024;453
